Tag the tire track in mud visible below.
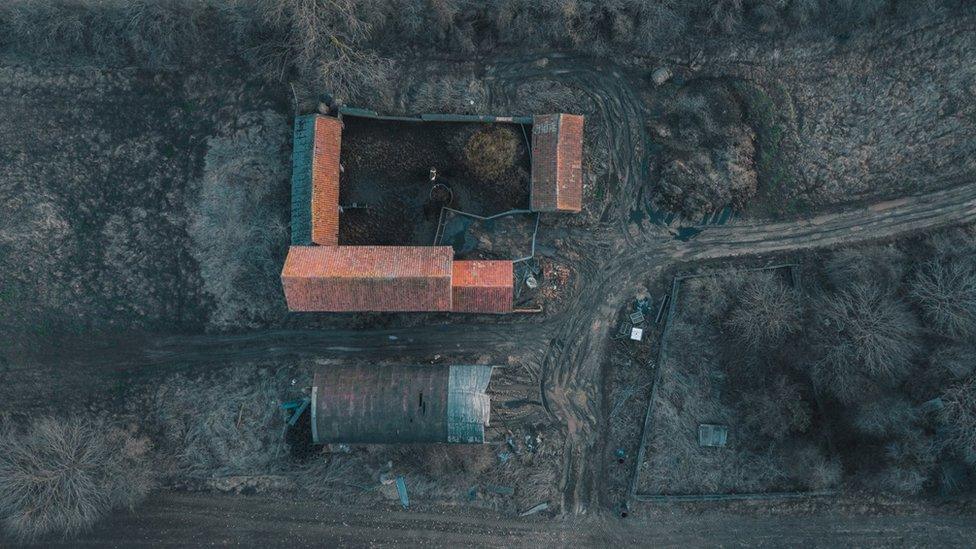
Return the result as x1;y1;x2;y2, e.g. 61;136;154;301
492;56;657;513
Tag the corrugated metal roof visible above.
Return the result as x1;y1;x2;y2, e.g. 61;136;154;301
447;364;493;443
530;113;584;213
311;116;342;246
451;260;514;313
281;245;453;312
311;364;493;444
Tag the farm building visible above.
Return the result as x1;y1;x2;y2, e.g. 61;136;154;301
530;114;584;213
281;110;583;313
311;363;494;444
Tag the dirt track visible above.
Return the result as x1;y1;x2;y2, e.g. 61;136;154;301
45;492;976;547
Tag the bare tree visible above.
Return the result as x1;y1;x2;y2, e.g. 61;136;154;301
724;271;803;351
942;377;976;464
824;245;906;291
256;0;392;102
910;256;976;340
811;282;920;402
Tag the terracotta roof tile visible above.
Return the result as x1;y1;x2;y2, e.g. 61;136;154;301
451;260;513;313
531;113;584;213
311;116;342;246
282;246;453;312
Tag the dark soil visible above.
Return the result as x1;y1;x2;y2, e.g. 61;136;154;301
338;117;531;246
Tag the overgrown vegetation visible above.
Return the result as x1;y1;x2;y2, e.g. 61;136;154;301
652;85;759;218
0;416;153;542
638;227;976;496
1;1;965;104
187;110;290;329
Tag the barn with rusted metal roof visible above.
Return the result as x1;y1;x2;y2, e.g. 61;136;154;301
311;363;493;444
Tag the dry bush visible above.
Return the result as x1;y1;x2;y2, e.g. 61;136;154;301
824;245;907;292
656;89;758;218
256;0;392;102
0;417;152;542
738;375;812;441
187;110;289;330
942;377;976;464
852;395;920;438
786;442;842;490
149;369;287;479
810;282;920;402
393;444;497;478
464;126;520;181
929;345;976;381
910;256;976;340
724;272;802;351
874;429;937;495
409;74;488;114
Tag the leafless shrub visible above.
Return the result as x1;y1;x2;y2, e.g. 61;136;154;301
942;377;976;464
787;443;842;490
409;75;488;114
810;282;920;402
824;245;906;292
122;0;203;67
255;0;392;102
738;375;812;441
929;345;976;381
656;90;758;218
910;256;976;340
852;395;920;438
874;430;937;495
724;272;802;351
187;110;289;330
0;417;152;542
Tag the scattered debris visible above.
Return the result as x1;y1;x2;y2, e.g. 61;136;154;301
519;502;549;516
280;398;311;426
651;67;673;86
484;484;514;496
498;451;512;464
919;398;944;414
396;475;409;509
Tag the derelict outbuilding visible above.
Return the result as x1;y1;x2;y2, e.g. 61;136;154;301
311;364;493;444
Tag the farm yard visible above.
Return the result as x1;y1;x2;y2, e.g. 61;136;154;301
337;117;532;247
2;0;976;545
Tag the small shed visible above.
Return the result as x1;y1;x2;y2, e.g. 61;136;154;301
530;113;584;213
698;424;729;448
311;364;493;444
281;245;453;312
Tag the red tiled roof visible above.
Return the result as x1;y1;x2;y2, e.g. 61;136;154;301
282;246;453;312
451;260;514;313
311;116;342;246
531;114;584;213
